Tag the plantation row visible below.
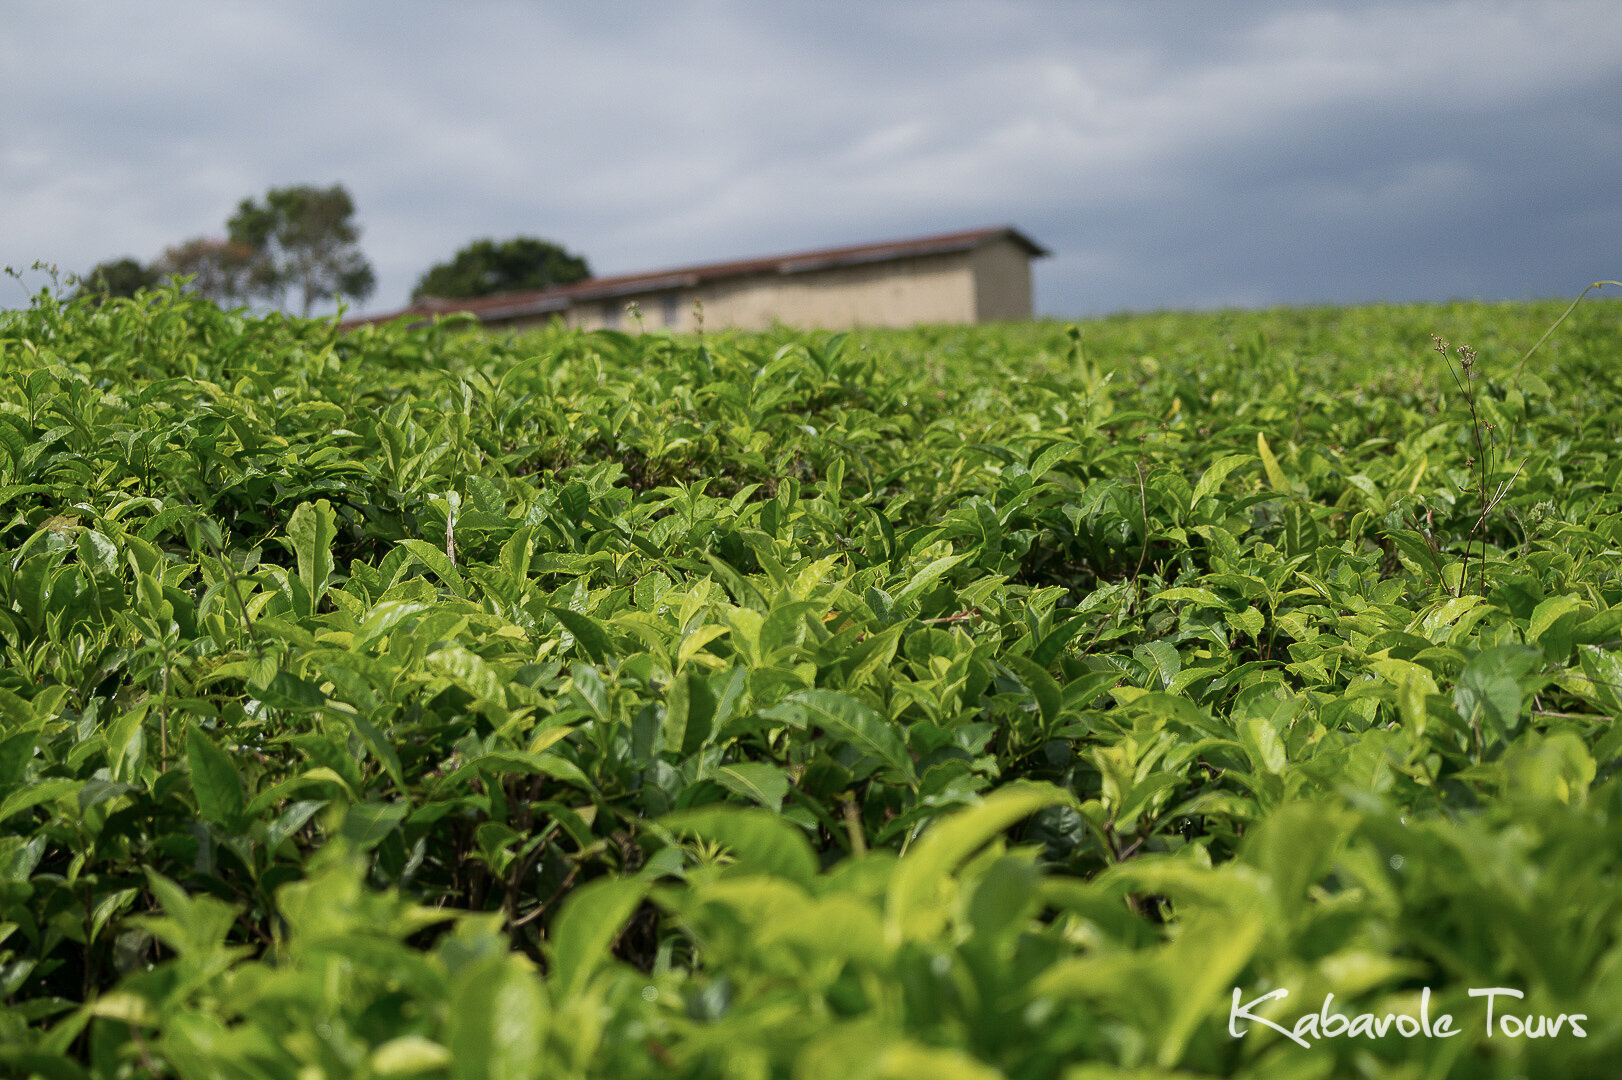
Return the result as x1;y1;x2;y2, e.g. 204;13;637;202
0;286;1619;1078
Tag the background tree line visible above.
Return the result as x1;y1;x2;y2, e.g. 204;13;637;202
77;182;590;313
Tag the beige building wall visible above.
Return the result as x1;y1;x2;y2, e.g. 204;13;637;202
561;299;626;332
561;251;978;333
496;240;1035;333
551;294;686;332
691;251;976;331
970;237;1036;322
504;311;573;332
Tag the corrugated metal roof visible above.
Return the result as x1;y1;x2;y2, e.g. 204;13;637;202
341;225;1046;329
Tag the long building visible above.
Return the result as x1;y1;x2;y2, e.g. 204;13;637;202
344;225;1047;332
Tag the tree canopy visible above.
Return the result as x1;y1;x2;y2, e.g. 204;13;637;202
155;238;257;306
412;236;591;300
227;184;376;315
74;183;376;315
72;258;162;302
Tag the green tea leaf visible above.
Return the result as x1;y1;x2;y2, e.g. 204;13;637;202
1003;655;1062;725
1454;645;1539;736
341;801;409;850
715;762;790;812
548;876;649;999
286;499;336;619
1239;717;1286;775
544;604;611;664
1190;452;1254;509
446;955;545;1080
771;689;915;782
892;553;970;612
0;780;81;825
186;726;246;832
371;1035;453;1077
887;782;1073;943
1580;645;1622;714
1256;432;1289;492
663;805;817;885
397;538;467;597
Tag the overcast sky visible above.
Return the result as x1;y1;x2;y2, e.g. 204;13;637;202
4;1;1619;317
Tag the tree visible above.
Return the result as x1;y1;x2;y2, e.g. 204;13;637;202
226;184;376;315
73;257;162;302
412;236;591;300
154;238;256;305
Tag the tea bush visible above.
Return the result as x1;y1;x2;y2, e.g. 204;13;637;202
0;284;1619;1077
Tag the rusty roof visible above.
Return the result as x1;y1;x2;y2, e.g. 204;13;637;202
341;225;1046;329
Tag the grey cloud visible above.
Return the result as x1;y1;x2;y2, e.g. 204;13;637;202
4;1;1619;316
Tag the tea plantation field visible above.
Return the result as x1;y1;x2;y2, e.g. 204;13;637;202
0;286;1620;1078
